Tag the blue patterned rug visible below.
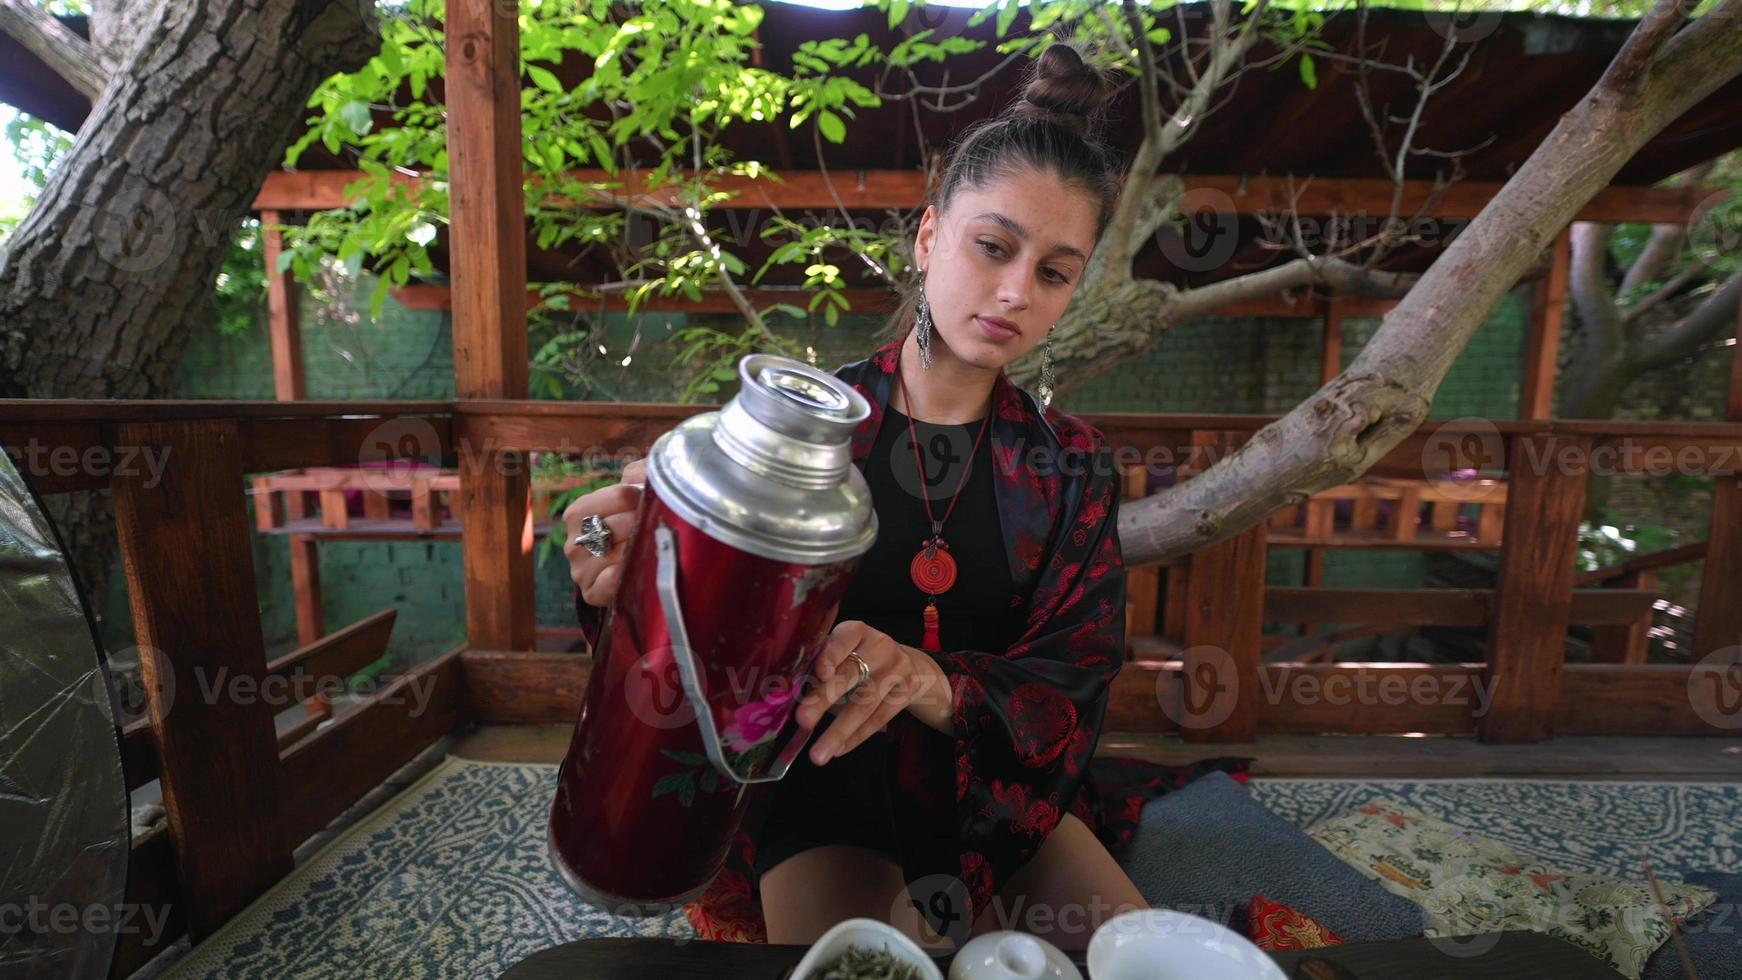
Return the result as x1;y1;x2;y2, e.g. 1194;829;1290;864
156;759;1740;979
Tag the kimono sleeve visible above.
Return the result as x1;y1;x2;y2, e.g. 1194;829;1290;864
925;435;1126;910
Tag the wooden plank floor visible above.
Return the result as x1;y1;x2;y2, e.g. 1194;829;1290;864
451;725;1742;781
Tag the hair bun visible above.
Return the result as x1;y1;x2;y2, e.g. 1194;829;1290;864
1015;43;1115;139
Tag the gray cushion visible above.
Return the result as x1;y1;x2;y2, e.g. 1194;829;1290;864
1119;771;1427;943
1642;872;1741;980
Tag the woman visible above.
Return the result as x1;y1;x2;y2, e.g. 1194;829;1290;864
565;43;1235;950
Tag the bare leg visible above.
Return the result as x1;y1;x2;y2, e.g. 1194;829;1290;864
761;845;943;947
969;812;1147;950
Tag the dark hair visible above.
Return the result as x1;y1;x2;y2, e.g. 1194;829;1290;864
880;41;1123;343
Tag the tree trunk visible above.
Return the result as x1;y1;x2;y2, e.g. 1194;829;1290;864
1110;0;1742;565
0;0;379;615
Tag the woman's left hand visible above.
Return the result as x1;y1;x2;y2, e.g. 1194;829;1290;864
795;620;953;764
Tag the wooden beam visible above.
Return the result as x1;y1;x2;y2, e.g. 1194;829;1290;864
264;608;396;692
1480;434;1590;743
1705;299;1742;666
278;646;466;847
253;170;1724;224
448;0;534;652
259;210;306;400
1519;228;1571;420
392;282;900;316
112;419;292;937
447;0;528;399
461;649;591;723
1695;471;1742;662
1264;586;1657;627
1558;665;1739;736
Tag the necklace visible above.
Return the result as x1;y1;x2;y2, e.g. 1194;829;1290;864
894;363;993;652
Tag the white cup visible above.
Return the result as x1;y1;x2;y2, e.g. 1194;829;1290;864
1085;909;1287;980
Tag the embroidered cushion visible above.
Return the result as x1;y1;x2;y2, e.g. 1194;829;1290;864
1308;797;1718;980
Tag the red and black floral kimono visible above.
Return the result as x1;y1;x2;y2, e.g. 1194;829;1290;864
575;335;1248;941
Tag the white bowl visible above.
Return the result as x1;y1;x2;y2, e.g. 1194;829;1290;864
1086;909;1286;980
948;930;1082;980
791;917;946;980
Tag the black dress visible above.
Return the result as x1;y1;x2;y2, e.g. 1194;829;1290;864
750;403;1020;879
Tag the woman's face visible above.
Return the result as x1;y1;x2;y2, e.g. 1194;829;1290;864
912;166;1100;374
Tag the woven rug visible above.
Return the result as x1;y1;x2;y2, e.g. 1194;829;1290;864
158;758;1741;979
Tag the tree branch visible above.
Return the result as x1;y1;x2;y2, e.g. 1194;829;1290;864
1118;0;1742;566
0;0;110;102
1168;256;1416;320
1632;270;1742;372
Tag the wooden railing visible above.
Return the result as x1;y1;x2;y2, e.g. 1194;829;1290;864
3;399;1739;976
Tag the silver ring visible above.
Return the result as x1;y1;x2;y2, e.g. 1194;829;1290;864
845;651;872;694
573;514;613;558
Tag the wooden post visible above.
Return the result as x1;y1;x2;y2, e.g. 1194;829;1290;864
1591;569;1657;664
448;0;534;650
113;420;293;937
259;210;307;401
1694;297;1742;661
261;211;326;717
1518;228;1571;420
1177;432;1265;742
1480;433;1590;743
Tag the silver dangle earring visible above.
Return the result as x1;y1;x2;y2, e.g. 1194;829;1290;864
1038;324;1057;409
914;275;934;371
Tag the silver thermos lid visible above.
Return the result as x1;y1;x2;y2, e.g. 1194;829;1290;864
646;354;878;564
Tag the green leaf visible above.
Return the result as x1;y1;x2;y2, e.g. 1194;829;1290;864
339;100;374;136
1298;54;1318;91
817;110;846;144
527;65;564;94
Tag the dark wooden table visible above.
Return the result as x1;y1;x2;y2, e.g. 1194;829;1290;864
499;931;1625;979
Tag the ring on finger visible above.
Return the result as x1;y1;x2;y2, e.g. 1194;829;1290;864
844;650;872;695
573;514;613;558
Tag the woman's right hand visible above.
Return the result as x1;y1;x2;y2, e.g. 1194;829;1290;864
562;458;648;608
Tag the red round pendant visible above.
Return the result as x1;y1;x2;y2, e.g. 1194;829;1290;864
910;540;958;594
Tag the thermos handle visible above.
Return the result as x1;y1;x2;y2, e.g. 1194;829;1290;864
654;525;810;785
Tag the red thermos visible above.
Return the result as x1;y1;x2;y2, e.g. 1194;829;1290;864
548;354;877;914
